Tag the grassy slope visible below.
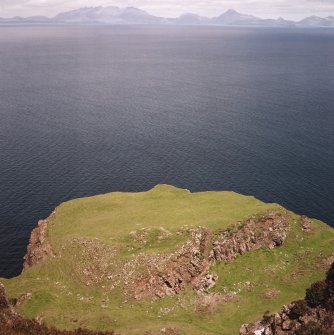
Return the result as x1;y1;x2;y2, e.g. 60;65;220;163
2;185;334;335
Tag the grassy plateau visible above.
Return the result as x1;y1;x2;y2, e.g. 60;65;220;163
2;185;334;334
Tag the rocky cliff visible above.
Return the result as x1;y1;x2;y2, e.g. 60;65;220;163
23;213;55;271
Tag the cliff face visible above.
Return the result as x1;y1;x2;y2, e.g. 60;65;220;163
23;216;54;271
240;263;334;335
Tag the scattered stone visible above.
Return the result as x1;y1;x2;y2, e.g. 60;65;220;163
196;292;238;314
158;227;172;240
196;273;218;292
300;216;313;232
323;254;334;267
263;288;280;300
16;292;33;307
69;237;118;286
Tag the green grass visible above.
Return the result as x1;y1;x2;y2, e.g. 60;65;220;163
2;185;334;335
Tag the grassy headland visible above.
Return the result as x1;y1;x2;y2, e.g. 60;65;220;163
2;185;334;335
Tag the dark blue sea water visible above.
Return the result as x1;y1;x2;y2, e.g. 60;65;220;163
0;26;334;278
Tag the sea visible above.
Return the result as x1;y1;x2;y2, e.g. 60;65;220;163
0;25;333;278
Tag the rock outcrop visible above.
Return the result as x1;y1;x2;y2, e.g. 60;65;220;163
210;212;289;262
134;227;214;299
240;262;334;335
134;212;289;299
23;215;55;271
300;216;313;233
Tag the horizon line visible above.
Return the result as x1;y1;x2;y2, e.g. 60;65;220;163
1;7;333;22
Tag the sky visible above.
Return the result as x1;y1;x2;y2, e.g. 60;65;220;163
1;0;334;20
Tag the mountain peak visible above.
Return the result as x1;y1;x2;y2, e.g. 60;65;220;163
223;9;240;16
215;8;258;24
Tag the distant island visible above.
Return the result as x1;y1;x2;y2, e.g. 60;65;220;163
1;185;334;334
1;7;334;27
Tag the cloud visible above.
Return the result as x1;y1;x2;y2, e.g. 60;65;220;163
0;0;334;19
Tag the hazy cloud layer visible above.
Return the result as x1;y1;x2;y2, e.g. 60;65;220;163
0;0;333;19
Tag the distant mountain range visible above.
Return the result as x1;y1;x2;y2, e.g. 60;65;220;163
1;7;334;27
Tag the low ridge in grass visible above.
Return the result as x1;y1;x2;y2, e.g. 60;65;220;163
2;185;334;335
